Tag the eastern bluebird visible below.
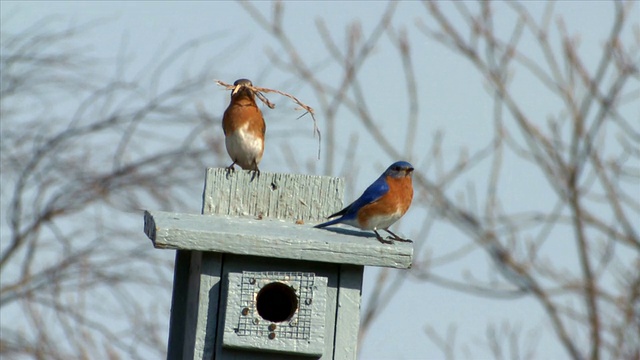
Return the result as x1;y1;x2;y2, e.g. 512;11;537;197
315;161;415;244
222;79;266;173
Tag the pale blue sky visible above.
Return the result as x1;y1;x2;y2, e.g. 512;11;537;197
2;1;636;359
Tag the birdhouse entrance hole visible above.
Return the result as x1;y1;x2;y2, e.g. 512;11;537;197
256;282;298;323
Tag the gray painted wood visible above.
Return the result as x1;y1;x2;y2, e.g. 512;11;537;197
145;210;413;269
201;168;344;221
166;250;193;360
192;252;223;359
214;255;340;360
182;251;202;359
333;265;363;360
222;273;327;356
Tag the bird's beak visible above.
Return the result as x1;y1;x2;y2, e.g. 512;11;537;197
407;167;415;174
232;84;243;96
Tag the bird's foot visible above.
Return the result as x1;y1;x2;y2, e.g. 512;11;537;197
249;168;260;181
384;229;413;243
388;236;413;243
376;236;394;245
374;230;394;244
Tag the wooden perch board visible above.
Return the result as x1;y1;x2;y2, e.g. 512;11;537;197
144;210;413;269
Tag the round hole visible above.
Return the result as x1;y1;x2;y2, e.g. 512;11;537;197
256;282;298;323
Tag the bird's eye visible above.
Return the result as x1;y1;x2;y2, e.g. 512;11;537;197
394;166;401;171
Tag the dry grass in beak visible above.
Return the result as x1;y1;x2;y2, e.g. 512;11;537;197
216;79;322;159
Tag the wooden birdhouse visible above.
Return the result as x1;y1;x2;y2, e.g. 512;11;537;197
143;168;413;359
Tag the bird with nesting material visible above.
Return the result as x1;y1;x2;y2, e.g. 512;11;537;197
222;79;266;175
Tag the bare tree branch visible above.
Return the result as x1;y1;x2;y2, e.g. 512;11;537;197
244;1;639;358
1;17;229;358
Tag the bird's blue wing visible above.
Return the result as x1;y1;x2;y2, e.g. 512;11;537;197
345;175;389;215
314;175;389;228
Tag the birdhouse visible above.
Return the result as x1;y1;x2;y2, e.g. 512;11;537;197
143;168;413;359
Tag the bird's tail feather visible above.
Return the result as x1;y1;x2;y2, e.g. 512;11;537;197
314;218;343;229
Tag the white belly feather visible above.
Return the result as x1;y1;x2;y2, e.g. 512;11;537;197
358;210;403;230
225;123;264;169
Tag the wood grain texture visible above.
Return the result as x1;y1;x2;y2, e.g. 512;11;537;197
144;210;413;269
201;168;345;222
333;265;363;360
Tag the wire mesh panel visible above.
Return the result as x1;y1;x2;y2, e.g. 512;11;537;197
223;271;327;356
236;271;315;340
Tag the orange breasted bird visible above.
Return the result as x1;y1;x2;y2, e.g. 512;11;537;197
222;79;266;173
314;161;415;244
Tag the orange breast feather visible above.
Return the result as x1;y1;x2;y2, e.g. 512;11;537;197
223;96;265;136
356;176;413;229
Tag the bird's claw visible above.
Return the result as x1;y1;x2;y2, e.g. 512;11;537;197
249;168;260;181
387;236;413;243
225;165;236;179
383;229;413;243
374;230;394;244
376;236;394;244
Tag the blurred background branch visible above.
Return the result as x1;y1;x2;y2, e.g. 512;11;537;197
1;1;638;359
1;17;226;359
244;1;639;359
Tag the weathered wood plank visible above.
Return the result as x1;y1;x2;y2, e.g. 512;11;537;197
166;250;192;360
181;251;202;360
333;265;363;360
202;168;344;222
192;252;223;359
144;210;413;269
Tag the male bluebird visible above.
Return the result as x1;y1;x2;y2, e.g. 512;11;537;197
222;79;266;173
315;161;415;244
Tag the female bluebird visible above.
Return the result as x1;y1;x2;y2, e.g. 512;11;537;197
315;161;415;244
222;79;266;173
